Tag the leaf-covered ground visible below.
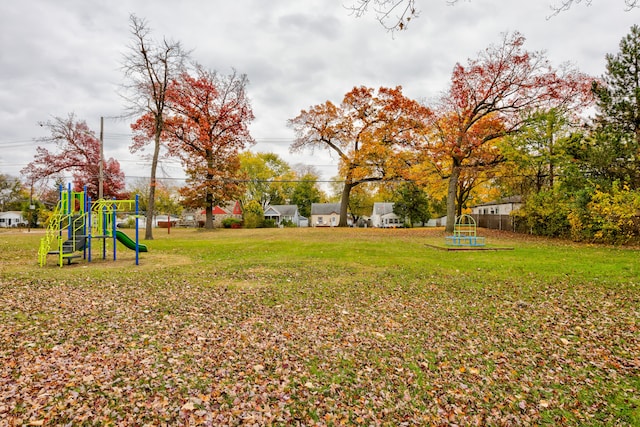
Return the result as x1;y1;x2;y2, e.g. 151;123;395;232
0;228;638;426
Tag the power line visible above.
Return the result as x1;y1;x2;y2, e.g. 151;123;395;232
0;139;34;146
0;135;298;144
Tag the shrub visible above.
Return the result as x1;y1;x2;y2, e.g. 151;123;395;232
117;216;137;229
222;218;242;229
281;219;296;228
242;201;264;229
521;190;571;237
576;183;640;244
262;219;277;228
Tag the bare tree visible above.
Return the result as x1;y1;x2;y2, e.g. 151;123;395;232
549;0;638;17
349;0;639;31
348;0;418;31
121;14;189;240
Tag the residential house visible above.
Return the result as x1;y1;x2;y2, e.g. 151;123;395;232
177;201;243;228
117;214;180;229
264;204;305;227
426;216;447;227
370;202;404;228
0;211;26;228
470;196;522;216
310;203;342;227
201;201;243;227
470;196;523;231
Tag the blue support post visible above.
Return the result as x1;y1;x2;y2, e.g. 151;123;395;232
135;194;140;266
67;183;72;213
83;186;88;261
112;200;117;261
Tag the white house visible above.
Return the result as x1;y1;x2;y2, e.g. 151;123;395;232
471;196;522;216
264;204;305;227
117;214;180;229
0;211;26;228
370;202;404;228
426;216;447;227
310;203;341;227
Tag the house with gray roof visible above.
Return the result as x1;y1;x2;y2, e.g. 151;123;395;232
310;203;342;227
470;196;522;215
370;202;404;228
264;204;305;227
0;211;26;228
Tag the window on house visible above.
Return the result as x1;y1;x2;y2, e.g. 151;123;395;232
318;216;323;224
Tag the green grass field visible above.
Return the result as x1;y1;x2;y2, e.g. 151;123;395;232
1;227;638;425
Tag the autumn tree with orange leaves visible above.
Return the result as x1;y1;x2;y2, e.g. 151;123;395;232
289;86;430;227
164;67;254;229
421;32;593;232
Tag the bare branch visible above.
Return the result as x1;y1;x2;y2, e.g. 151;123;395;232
348;0;638;31
121;14;190;239
548;0;638;19
347;0;419;31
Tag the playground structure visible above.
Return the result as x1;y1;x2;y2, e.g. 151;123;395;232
38;184;147;267
445;214;486;247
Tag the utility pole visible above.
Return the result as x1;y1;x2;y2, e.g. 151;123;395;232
28;178;34;232
99;116;104;199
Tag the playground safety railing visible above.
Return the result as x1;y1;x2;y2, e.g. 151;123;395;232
38;199;65;267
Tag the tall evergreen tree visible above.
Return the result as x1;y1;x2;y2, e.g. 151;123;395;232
591;24;640;188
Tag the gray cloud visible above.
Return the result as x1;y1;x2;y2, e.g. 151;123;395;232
0;0;638;186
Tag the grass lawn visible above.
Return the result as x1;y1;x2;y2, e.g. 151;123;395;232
0;227;638;426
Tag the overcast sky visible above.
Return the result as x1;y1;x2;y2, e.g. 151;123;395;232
1;0;638;189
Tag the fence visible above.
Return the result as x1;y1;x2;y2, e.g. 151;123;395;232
471;214;522;232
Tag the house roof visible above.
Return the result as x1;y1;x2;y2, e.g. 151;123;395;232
472;196;522;208
211;206;227;214
380;212;400;219
372;202;394;215
200;201;242;215
231;201;243;215
265;204;298;217
201;207;227;215
0;211;24;218
311;203;341;215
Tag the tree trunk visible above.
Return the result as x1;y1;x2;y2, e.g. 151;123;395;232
548;124;555;188
205;189;214;229
145;126;162;240
338;181;354;227
445;164;461;233
456;187;464;218
205;156;214;229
